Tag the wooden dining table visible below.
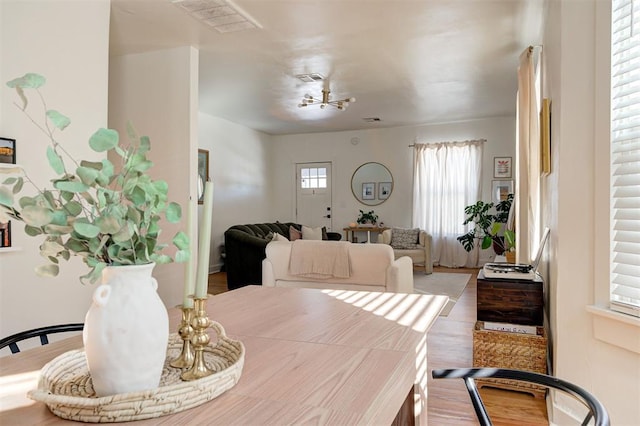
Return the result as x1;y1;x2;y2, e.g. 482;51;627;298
0;285;447;425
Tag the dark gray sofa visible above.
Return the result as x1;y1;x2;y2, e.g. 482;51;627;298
224;222;341;290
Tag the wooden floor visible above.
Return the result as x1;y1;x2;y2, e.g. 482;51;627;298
208;267;548;425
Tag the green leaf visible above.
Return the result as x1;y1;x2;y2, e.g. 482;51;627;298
35;263;59;278
64;200;83;216
46;110;71;131
6;73;46;89
481;236;493;250
12;177;24;194
0;187;13;207
89;128;119;152
2;177;16;184
96;215;121;234
44;224;73;235
22;205;53;227
174;249;190;263
76;166;99;185
25;225;42;236
129;186;146;206
54;180;90;193
50;210;68;226
139;136;151;154
41;239;65;256
73;221;100;238
166;202;182;223
153;254;172;264
172;231;190;250
46;146;65;174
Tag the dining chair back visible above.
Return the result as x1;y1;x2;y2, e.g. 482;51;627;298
0;323;84;354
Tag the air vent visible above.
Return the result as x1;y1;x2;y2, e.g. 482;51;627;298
171;0;262;33
295;73;325;83
362;117;382;122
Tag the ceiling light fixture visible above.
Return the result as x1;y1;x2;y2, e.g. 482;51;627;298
298;89;355;111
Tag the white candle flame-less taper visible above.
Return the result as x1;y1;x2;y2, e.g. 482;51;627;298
195;181;214;298
182;196;196;309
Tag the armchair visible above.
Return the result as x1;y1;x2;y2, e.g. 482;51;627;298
381;228;433;274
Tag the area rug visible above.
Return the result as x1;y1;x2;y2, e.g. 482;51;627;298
413;272;471;316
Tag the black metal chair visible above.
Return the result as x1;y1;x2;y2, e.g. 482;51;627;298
432;368;610;426
0;323;84;354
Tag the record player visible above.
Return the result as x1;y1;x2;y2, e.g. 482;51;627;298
483;228;550;280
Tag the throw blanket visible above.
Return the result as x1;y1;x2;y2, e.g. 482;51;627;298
289;240;351;279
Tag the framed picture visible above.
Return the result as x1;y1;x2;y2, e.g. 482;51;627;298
0;221;11;248
197;149;209;204
378;181;392;200
362;182;375;200
494;156;512;178
492;180;514;204
0;137;16;164
541;98;551;176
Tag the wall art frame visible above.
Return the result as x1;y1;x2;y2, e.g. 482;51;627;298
492;180;514;204
362;182;375;200
493;156;512;178
0;137;16;164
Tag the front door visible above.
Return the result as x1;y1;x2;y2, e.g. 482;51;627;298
295;162;332;231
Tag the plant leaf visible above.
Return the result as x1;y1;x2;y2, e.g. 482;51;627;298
76;166;99;186
46;110;71;131
166;202;182;223
35;263;59;278
46;146;65;174
22;205;53;227
175;249;190;263
73;221;100;238
0;187;14;207
12;177;24;194
172;231;190;250
89;128;119;152
6;73;46;89
54;180;90;193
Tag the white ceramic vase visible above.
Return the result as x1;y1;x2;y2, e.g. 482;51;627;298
83;263;169;397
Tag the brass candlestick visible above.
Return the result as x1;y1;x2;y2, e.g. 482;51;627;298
170;307;195;368
181;297;214;381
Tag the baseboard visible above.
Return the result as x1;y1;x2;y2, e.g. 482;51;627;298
548;391;585;425
210;262;223;274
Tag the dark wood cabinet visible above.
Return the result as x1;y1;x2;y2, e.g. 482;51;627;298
476;270;544;326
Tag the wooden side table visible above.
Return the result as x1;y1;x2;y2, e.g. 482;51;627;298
343;226;389;243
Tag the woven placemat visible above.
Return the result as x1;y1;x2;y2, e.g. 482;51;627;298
28;322;244;423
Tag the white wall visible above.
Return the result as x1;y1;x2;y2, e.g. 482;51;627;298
542;0;640;424
271;116;515;263
0;1;110;340
198;112;274;272
109;47;199;308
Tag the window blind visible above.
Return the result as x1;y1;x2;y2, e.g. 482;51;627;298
610;0;640;317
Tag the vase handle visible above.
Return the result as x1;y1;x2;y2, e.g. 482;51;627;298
151;277;158;291
93;285;111;307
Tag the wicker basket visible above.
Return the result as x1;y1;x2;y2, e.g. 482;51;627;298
28;321;244;423
472;321;547;398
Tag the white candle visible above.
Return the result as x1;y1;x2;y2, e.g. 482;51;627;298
195;180;214;298
183;196;195;309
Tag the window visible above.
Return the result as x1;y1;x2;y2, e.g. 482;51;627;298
300;167;327;189
610;0;640;317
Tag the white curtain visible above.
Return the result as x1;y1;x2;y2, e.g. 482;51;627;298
413;140;484;268
516;46;541;263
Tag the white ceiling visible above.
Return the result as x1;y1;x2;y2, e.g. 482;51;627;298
109;0;545;135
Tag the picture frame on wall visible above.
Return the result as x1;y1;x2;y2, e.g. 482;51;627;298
494;156;512;178
197;149;209;205
492;180;514;204
0;221;11;248
0;137;16;164
362;182;375;200
541;98;551;176
378;182;392;200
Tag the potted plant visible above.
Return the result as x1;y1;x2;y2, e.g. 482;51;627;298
357;209;378;226
0;73;190;396
457;194;515;255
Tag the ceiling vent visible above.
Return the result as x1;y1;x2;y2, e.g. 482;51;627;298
295;73;325;83
362;117;382;122
171;0;262;33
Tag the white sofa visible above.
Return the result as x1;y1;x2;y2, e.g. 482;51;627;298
262;240;414;293
380;228;433;274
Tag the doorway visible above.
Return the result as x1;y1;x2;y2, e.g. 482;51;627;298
295;162;332;231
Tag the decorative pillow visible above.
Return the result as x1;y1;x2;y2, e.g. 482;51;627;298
272;233;289;242
301;225;323;240
390;228;420;249
289;226;302;241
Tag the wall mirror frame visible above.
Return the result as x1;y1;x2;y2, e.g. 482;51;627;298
351;162;394;206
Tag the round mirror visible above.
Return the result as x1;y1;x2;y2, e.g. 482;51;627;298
351;162;393;206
